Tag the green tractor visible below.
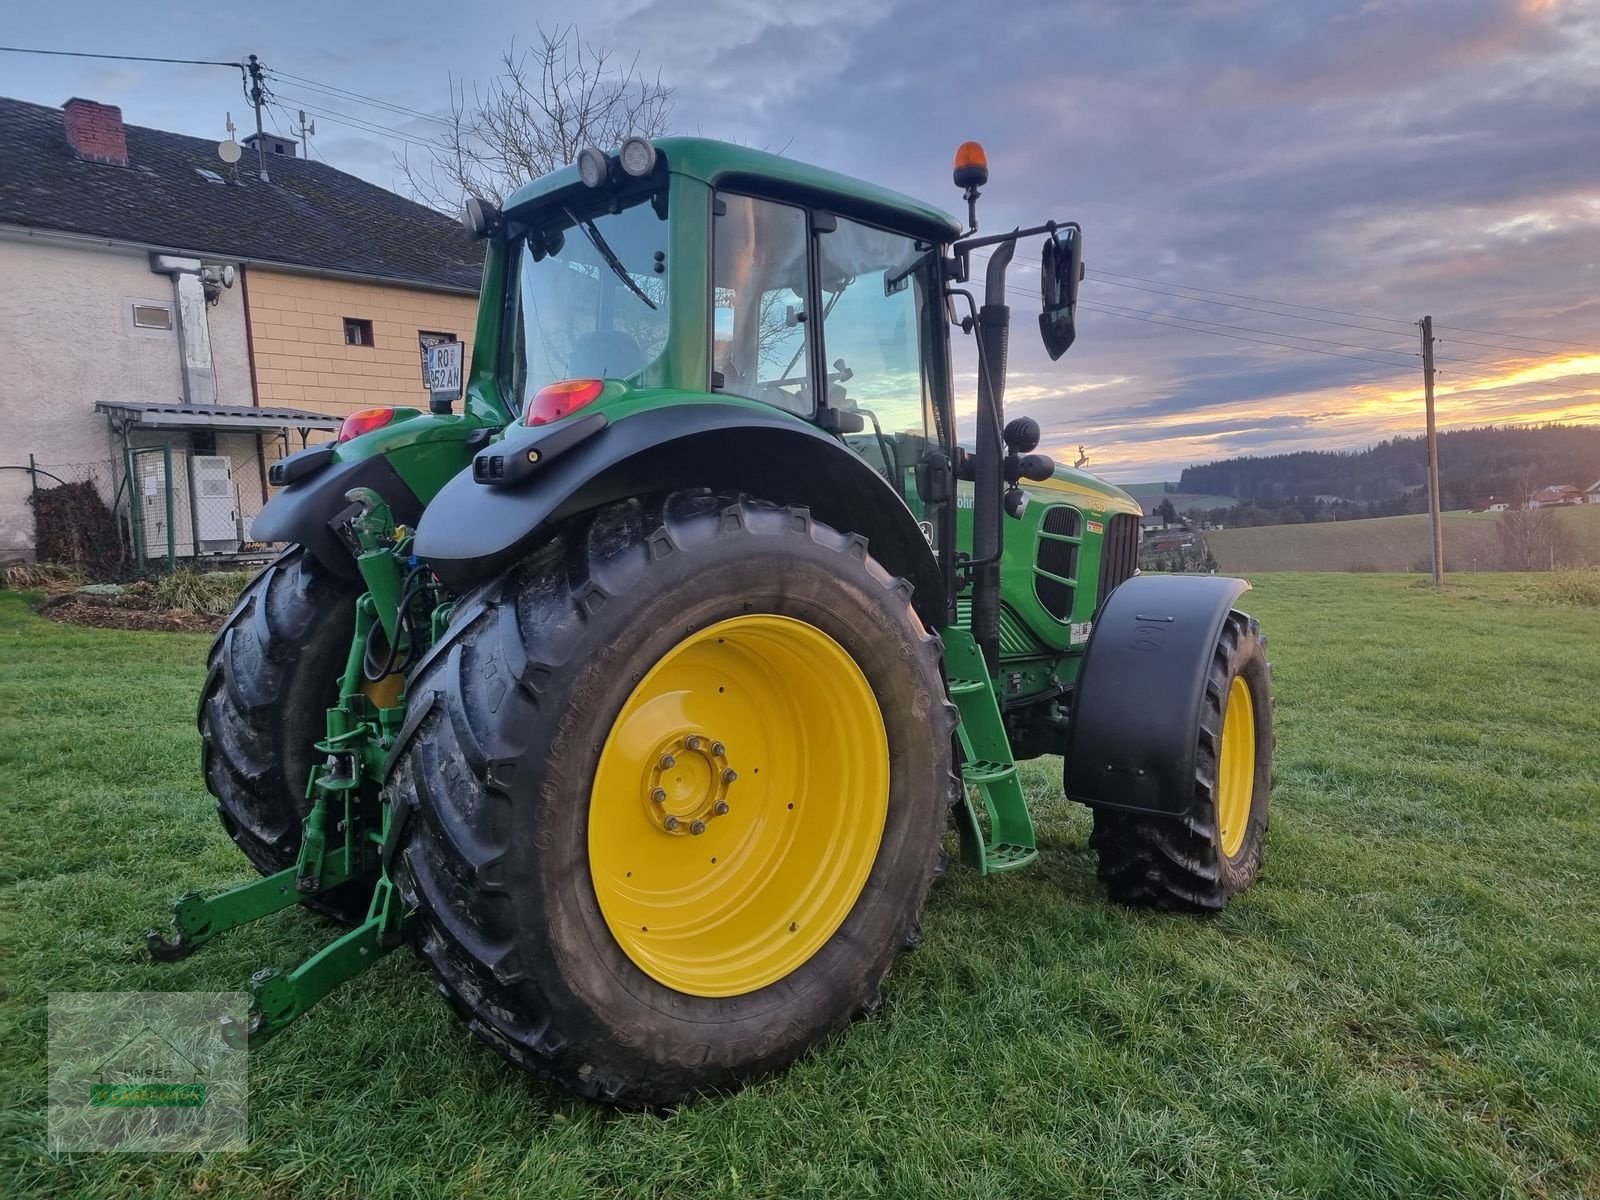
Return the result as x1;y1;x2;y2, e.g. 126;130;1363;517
153;136;1273;1108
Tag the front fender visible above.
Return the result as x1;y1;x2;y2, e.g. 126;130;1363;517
1063;573;1252;816
415;403;945;624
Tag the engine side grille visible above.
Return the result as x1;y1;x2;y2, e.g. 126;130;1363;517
1042;506;1081;537
1033;505;1080;621
1096;512;1140;606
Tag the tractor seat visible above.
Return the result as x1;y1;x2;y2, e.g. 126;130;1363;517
568;330;645;380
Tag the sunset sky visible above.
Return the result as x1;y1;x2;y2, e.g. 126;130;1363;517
5;0;1596;481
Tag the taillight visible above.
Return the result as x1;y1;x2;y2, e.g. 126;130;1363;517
525;379;604;426
338;407;396;443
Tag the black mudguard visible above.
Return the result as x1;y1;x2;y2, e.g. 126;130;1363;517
414;403;945;624
1064;573;1252;816
251;454;422;580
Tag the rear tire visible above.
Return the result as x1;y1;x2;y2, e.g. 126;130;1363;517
198;546;373;924
1090;610;1272;912
390;492;952;1108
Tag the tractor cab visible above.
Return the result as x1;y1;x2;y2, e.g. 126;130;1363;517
485;138;960;491
461;137;1086;640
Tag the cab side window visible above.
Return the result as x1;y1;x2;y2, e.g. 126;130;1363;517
711;194;814;415
818;217;931;484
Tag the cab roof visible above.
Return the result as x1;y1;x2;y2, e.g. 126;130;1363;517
504;137;964;244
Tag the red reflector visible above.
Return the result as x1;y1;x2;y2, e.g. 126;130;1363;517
525;379;605;426
338;407;396;443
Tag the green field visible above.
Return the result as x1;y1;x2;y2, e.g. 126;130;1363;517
4;576;1599;1198
1208;504;1600;573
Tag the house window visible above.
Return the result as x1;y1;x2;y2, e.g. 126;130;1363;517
131;302;173;330
344;317;375;347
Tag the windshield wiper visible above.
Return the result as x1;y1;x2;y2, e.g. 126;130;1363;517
565;208;657;310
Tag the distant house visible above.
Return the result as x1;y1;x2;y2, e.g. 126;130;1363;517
0;95;482;562
1585;481;1600;506
1528;485;1583;509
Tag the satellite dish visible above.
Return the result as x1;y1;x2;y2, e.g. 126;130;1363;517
217;139;243;164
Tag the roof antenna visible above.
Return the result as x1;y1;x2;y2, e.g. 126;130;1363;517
218;113;244;182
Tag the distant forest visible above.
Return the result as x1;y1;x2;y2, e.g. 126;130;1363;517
1176;424;1600;526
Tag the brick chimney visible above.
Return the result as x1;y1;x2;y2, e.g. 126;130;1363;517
63;98;129;166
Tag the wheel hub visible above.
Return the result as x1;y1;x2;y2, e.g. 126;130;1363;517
588;613;890;998
644;733;735;835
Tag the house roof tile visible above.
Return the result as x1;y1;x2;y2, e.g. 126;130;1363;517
0;96;483;293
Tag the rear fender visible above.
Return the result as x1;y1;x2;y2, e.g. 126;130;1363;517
252;455;422;581
1063;573;1251;815
252;415;488;579
414;403;945;625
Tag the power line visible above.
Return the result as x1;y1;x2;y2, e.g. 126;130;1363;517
974;252;1524;370
1088;298;1419;360
267;69;451;127
1431;330;1599;355
1092;268;1416;327
0;44;241;68
272;95;436;149
1089;276;1425;340
1077;304;1420;369
1434;324;1599;352
974;249;1417;340
980;251;1596;355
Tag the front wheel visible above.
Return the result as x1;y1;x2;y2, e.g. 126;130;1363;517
1090;610;1273;911
390;493;952;1107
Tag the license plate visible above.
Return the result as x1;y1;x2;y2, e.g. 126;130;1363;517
424;341;464;403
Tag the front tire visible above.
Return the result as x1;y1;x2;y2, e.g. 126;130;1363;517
1090;610;1273;912
390;493;952;1108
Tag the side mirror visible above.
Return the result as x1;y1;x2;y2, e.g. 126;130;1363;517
1038;224;1083;360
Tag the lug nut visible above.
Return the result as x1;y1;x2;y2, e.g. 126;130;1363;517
713;801;730;815
711;741;725;757
685;735;702;751
664;815;680;832
722;768;737;784
650;787;667;804
660;753;676;769
689;820;706;836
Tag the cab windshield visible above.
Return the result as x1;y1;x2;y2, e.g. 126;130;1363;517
505;194;670;414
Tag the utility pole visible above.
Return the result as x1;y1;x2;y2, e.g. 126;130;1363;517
297;109;315;158
246;54;269;182
1420;315;1444;586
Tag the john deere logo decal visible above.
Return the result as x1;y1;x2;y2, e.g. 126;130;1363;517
90;1082;207;1107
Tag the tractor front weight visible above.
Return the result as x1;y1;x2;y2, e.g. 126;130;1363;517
148;496;425;1047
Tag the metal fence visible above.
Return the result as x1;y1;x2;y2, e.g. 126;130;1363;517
15;445;277;579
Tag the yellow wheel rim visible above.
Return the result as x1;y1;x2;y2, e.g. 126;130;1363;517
1217;674;1256;858
588;614;890;997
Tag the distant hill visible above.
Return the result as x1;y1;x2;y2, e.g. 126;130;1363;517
1178;424;1600;507
1118;482;1239;514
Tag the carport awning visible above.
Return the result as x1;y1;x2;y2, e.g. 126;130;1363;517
96;401;341;433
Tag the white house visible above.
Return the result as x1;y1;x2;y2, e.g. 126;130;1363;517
1;95;478;567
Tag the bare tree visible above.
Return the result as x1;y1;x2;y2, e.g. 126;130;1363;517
400;25;673;210
1498;507;1578;570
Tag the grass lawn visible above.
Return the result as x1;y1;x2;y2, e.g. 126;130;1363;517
1207;505;1600;573
3;574;1598;1198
